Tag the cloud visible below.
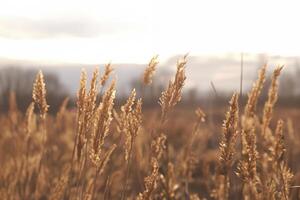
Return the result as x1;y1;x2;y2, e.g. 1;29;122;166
0;16;143;39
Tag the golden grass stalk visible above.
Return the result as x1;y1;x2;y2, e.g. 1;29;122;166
100;63;114;87
262;66;283;139
115;89;143;161
219;94;239;170
183;108;206;195
280;163;293;200
90;80;116;166
86;68;99;121
138;134;166;200
238;121;259;199
68;68;101;199
77;69;87;116
213;93;239;200
159;55;187;123
271;120;285;165
75;69;88;161
76;68;99;161
256;66;284;199
116;89;143;200
143;55;159;85
244;64;267;118
237;66;267;199
269;120;293;200
32;70;49;199
137;158;159;200
32;70;49;119
124;98;143;160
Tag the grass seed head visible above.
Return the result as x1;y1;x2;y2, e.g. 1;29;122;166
143;55;159;85
32;70;49;119
100;63;114;87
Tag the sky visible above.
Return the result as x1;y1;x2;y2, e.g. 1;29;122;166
1;0;300;64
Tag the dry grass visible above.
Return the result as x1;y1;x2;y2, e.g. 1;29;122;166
0;57;299;200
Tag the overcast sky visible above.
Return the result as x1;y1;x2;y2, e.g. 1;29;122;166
0;0;300;64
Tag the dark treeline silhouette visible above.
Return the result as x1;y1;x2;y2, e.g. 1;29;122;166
131;68;300;108
0;66;299;114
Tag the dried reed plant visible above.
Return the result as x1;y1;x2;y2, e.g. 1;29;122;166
262;66;283;140
213;93;239;200
137;134;166;200
100;63;114;87
159;54;187;123
143;55;159;85
32;70;49;199
32;71;49;119
237;66;267;200
90;80;116;163
114;89;143;200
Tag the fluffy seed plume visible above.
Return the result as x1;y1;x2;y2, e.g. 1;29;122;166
32;70;49;119
143;55;159;85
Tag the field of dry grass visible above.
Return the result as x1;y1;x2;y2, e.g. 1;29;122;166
1;56;300;200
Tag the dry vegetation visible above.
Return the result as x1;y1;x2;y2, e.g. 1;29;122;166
1;55;300;200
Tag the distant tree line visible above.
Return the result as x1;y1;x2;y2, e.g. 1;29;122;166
0;65;299;114
0;67;69;113
130;66;300;108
